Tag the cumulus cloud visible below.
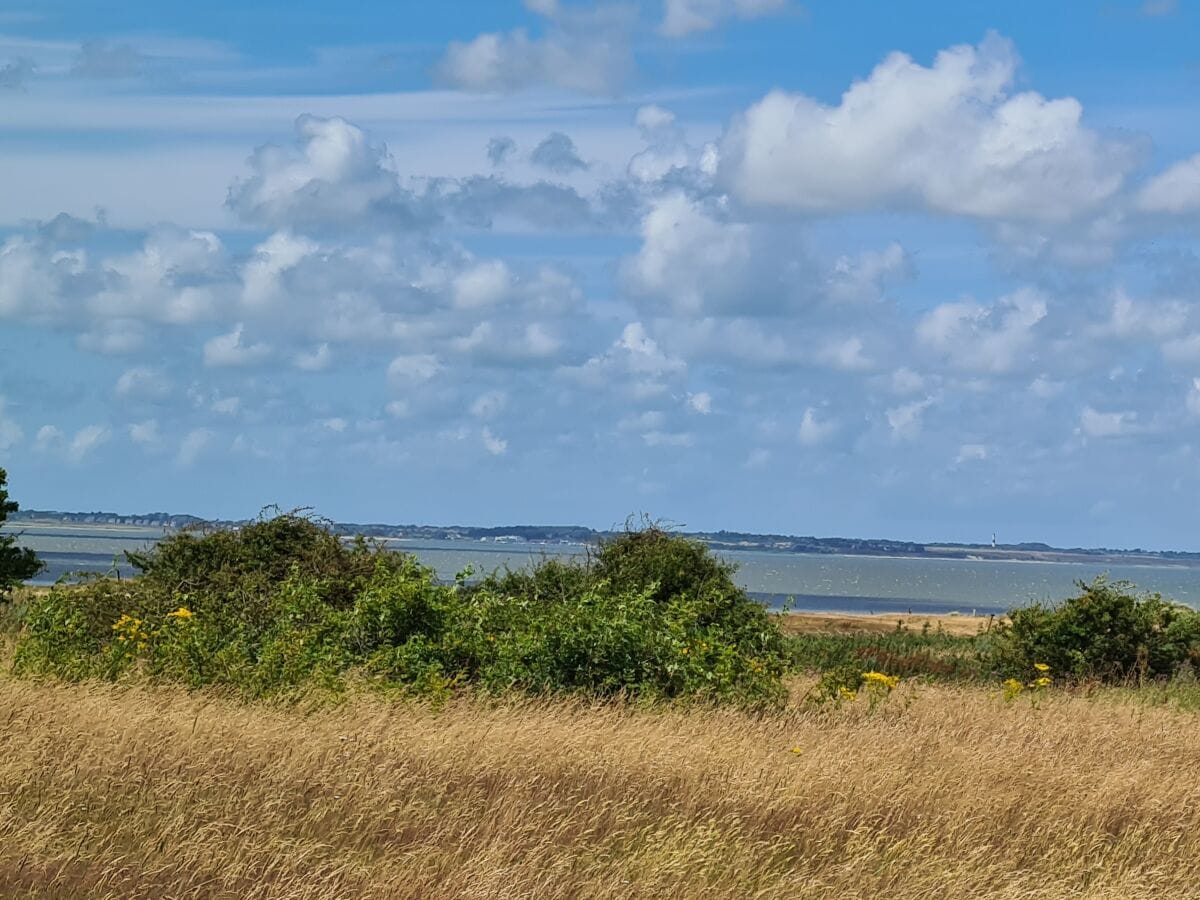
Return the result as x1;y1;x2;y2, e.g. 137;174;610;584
436;2;633;95
719;35;1137;225
470;390;508;419
686;392;712;414
129;419;162;447
203;324;271;367
530;132;588;174
1137;154;1200;215
227;115;425;230
660;0;789;37
481;425;508;455
115;366;171;401
562;322;686;397
622;194;795;316
886;398;935;441
955;443;988;464
388;353;442;385
797;407;836;446
917;288;1047;374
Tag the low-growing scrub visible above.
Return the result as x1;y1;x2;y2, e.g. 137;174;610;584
11;512;787;707
990;576;1200;682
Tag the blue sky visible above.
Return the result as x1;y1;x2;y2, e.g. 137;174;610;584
2;0;1200;548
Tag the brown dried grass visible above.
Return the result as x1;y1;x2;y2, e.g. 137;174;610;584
2;665;1199;899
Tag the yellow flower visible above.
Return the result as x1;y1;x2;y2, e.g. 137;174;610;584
789;746;803;755
1033;662;1050;673
838;686;857;702
1002;678;1024;701
862;671;900;690
1030;676;1052;689
167;607;194;620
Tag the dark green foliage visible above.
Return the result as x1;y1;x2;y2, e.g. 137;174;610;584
13;513;786;707
990;576;1200;682
0;468;43;596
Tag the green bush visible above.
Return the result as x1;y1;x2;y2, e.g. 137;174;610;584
0;467;43;596
990;576;1200;682
12;513;786;707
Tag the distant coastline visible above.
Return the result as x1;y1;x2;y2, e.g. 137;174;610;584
9;508;1200;569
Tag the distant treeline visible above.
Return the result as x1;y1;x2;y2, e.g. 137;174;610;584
10;509;1200;561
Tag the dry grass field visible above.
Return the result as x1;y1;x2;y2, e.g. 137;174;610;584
3;663;1200;899
775;610;998;637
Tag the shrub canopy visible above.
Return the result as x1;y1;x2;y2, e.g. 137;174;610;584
992;576;1200;681
13;513;786;707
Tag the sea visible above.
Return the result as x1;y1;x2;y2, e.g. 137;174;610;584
13;525;1200;616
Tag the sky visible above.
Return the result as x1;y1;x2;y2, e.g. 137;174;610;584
2;0;1200;548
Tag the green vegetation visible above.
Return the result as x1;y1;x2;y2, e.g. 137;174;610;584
10;512;787;707
785;625;991;682
8;503;1200;703
0;468;42;597
989;576;1200;681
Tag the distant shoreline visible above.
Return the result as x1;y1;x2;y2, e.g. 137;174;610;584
9;514;1200;569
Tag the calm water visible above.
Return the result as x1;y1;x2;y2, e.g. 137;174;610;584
13;527;1200;615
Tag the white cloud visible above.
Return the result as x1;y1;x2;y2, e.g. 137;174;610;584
817;336;873;372
1137;154;1200;215
177;428;214;467
34;425;62;452
917;288;1047;374
529;132;588;173
470;390;508;419
719;35;1136;225
955;443;988;464
481;425;508;455
1078;406;1137;439
129;419;161;447
660;0;789;37
453;260;512;309
115;366;171;400
1187;379;1200;418
227;116;420;230
388;353;441;385
436;2;633;95
203;324;271;367
1090;290;1187;340
798;407;836;446
686;392;712;415
562;322;686;400
294;343;332;372
67;425;110;463
1029;375;1063;399
886;398;935;441
622;194;770;316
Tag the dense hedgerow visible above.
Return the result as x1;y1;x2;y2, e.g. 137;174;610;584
11;512;787;706
990;576;1200;682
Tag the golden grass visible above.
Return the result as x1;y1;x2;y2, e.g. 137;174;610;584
775;611;999;636
2;668;1200;899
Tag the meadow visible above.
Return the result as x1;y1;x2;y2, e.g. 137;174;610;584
4;651;1200;899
